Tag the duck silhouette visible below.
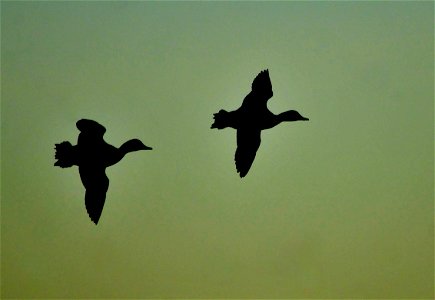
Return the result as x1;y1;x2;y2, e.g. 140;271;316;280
54;119;152;224
211;69;308;177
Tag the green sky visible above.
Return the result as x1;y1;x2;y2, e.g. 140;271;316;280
1;1;433;298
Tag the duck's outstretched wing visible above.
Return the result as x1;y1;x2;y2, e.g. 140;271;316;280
235;129;261;178
241;69;273;109
251;69;273;101
76;119;106;139
79;166;109;224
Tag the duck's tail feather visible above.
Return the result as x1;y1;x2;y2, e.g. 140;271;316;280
54;141;76;168
211;109;231;129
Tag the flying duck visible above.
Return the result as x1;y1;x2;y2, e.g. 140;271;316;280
211;69;308;177
54;119;152;224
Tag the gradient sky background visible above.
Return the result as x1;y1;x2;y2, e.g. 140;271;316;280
1;1;433;298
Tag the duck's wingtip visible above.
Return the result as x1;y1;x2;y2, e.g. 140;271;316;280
89;215;100;225
236;168;248;178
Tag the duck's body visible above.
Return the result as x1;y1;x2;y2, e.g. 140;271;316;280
55;119;152;224
211;69;308;177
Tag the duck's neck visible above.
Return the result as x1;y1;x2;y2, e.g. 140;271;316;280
279;112;294;123
104;139;144;167
277;110;307;123
119;140;138;156
273;112;294;126
263;112;294;129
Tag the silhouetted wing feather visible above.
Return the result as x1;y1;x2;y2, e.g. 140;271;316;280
79;166;109;224
235;129;261;178
251;69;273;101
76;119;106;139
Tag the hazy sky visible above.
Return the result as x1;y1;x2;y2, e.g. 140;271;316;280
2;1;433;298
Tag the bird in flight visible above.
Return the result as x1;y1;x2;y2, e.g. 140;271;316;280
54;119;152;224
211;69;308;177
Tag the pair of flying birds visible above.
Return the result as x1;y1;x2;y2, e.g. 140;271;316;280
55;70;309;224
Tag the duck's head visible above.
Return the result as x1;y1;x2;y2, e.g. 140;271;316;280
121;139;153;153
279;110;309;122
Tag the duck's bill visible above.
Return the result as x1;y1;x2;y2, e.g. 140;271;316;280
302;117;309;121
